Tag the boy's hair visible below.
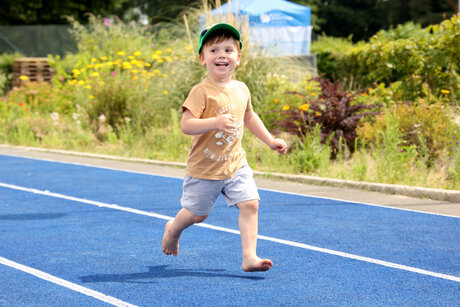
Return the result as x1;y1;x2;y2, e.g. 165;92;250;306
198;23;242;54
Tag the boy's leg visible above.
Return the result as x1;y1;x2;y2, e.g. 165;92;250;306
237;199;273;272
162;208;208;256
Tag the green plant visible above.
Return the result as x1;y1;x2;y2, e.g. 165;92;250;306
279;76;381;157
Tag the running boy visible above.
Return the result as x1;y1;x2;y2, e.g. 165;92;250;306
162;23;287;272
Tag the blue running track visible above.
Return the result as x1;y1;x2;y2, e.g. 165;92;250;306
0;154;459;306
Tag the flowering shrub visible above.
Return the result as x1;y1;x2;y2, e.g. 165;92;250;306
278;77;381;156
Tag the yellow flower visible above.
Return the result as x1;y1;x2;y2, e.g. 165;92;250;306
85;85;91;89
98;81;105;85
162;73;168;78
163;90;169;95
153;69;160;75
311;92;317;96
299;104;309;111
19;75;29;81
283;105;290;111
72;69;81;75
155;50;163;55
77;80;85;86
95;63;104;69
152;54;160;60
91;58;98;62
90;72;100;77
157;58;164;63
306;86;311;90
166;48;172;53
315;112;322;117
273;98;279;104
101;56;108;61
128;56;135;60
89;95;95;99
131;69;138;74
70;79;77;85
165;56;172;62
144;63;151;67
133;51;141;57
185;45;192;51
441;89;450;94
87;64;94;68
117;51;126;56
132;76;139;80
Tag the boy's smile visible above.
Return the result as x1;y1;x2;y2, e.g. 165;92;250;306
199;38;241;86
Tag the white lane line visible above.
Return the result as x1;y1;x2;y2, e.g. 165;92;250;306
1;182;459;284
0;257;138;307
2;152;459;219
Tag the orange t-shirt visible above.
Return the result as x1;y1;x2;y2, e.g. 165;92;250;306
182;78;253;180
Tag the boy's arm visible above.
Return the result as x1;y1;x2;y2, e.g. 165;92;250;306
181;108;238;135
244;110;287;154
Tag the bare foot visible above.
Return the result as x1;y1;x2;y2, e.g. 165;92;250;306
242;256;273;272
162;221;179;256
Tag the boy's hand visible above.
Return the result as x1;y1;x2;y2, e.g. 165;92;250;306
269;139;287;155
216;114;237;134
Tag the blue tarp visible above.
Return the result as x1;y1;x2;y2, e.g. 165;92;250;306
212;0;311;27
210;0;312;56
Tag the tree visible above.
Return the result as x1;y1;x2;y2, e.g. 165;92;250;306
293;0;454;41
0;0;130;25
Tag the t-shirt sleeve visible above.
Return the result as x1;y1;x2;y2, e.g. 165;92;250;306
182;84;206;118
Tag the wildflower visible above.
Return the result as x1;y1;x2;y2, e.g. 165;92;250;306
163;90;169;95
165;56;172;62
299;104;309;111
162;74;168;78
441;89;450;94
91;58;98;62
144;63;151;67
90;72;100;77
89;95;95;99
283;105;290;111
131;69;138;74
315;112;321;117
273;98;279;104
72;69;81;75
87;64;94;68
155;50;163;55
117;51;126;56
133;51;142;57
50;112;59;121
306;86;311;90
99;114;106;123
103;18;112;27
101;56;108;61
128;56;135;60
19;75;29;81
185;45;193;52
311;92;317;96
19;102;25;106
95;63;104;69
85;85;91;89
77;80;85;86
166;48;172;53
99;81;105;85
157;59;164;63
111;71;116;77
132;76;139;80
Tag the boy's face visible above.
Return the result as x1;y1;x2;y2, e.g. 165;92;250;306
199;38;241;83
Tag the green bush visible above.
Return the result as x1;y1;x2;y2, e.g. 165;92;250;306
0;52;23;95
358;99;458;162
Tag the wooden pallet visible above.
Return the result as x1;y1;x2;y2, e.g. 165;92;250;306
12;58;55;87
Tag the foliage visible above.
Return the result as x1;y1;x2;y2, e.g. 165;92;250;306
0;52;22;95
278;77;381;156
0;0;130;25
312;15;460;104
358;100;458;162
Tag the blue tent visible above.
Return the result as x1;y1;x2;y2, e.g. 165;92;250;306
211;0;312;56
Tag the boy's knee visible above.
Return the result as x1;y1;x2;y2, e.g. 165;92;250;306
191;213;208;223
237;199;259;213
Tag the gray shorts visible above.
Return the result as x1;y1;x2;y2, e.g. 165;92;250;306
181;165;260;216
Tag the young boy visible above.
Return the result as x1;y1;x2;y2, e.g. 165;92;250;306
162;23;287;272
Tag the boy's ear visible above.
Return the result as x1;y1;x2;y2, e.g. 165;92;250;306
198;53;206;66
236;52;241;65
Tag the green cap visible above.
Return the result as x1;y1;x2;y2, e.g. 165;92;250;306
198;23;242;54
